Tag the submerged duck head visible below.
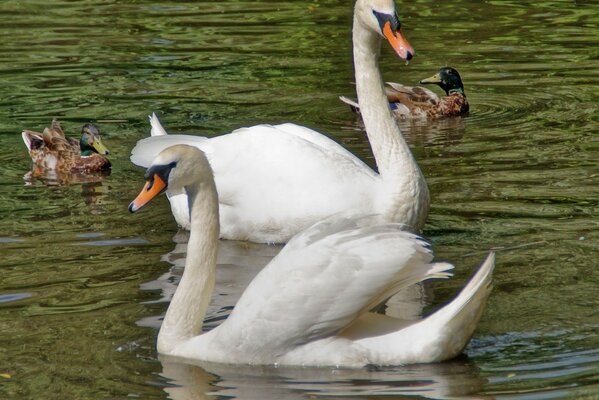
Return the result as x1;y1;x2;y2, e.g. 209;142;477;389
420;67;465;95
80;123;110;156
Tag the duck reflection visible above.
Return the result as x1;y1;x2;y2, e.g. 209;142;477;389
23;168;110;187
23;170;111;207
339;114;466;148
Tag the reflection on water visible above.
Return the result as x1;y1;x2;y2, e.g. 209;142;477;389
160;356;487;400
1;0;599;398
23;169;111;189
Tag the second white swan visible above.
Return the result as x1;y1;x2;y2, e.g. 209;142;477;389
129;144;494;367
130;0;429;243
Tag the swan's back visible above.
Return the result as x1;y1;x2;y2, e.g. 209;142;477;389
187;217;452;363
131;124;381;242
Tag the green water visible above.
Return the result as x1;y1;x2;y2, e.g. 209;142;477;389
1;0;599;398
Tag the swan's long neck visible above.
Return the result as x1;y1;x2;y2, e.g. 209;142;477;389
157;176;220;354
352;15;429;230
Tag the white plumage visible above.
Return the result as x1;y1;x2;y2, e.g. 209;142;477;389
129;144;494;367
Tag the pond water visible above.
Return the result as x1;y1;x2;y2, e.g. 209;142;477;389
1;0;598;398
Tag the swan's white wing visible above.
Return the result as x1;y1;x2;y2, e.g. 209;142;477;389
212;218;453;357
130;134;211;168
131;123;380;241
270;123;366;169
207;126;378;241
132;122;372;176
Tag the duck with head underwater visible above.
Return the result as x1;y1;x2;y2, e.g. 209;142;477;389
22;119;111;175
341;67;469;119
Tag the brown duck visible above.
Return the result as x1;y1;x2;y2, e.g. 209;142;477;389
341;67;469;119
22;119;111;175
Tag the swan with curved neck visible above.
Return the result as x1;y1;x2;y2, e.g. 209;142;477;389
130;0;429;243
129;144;494;367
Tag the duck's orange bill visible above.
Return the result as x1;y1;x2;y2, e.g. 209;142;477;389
383;22;414;61
129;175;167;213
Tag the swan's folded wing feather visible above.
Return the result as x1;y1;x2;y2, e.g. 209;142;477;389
130;135;211;168
216;219;452;355
272;123;365;167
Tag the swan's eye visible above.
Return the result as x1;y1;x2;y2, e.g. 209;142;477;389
144;162;177;189
392;13;401;30
372;10;400;34
146;177;155;191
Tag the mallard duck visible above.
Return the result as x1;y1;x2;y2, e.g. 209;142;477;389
341;67;469;119
22;119;111;174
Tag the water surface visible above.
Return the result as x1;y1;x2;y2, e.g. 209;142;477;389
1;0;598;398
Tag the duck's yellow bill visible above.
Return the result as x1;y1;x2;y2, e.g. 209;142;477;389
129;175;167;213
383;22;414;61
420;73;442;84
93;138;110;155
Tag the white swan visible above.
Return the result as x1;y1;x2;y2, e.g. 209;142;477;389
129;144;494;367
130;0;429;243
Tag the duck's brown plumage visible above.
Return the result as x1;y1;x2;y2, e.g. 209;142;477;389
22;119;111;175
341;67;469;120
385;82;469;119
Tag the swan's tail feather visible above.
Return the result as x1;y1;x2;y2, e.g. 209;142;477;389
427;262;454;280
418;252;495;361
149;112;168;136
339;96;361;114
445;252;495;317
361;258;454;317
355;253;494;365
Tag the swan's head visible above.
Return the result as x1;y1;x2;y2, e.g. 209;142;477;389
129;144;210;213
355;0;414;60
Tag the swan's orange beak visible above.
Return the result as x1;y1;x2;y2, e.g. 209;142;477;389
129;175;167;213
383;22;414;61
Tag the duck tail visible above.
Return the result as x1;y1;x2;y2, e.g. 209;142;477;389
339;96;361;114
149;112;169;136
21;130;44;152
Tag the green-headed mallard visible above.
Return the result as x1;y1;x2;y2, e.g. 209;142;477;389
22;119;111;175
341;67;469;119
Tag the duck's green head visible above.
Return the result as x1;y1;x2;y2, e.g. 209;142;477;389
80;123;109;156
420;67;465;95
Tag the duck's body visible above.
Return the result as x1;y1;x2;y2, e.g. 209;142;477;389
131;0;429;243
22;120;111;174
341;67;469;120
129;143;495;367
